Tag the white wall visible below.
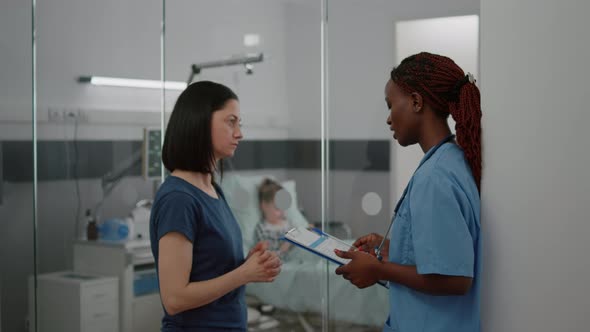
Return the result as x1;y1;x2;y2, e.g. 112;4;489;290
0;0;32;119
1;0;296;141
396;16;479;76
1;0;480;142
284;1;322;139
0;0;33;143
325;1;394;140
36;0;161;113
324;0;479;141
481;0;590;330
279;0;480;140
165;0;292;139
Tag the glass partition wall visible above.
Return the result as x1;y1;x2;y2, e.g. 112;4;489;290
325;1;394;329
10;0;479;331
163;1;332;330
0;1;35;332
324;1;480;331
31;1;165;331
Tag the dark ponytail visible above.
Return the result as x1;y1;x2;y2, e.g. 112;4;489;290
449;78;481;190
391;52;482;190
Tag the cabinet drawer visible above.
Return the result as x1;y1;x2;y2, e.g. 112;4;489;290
82;297;118;326
84;314;119;332
81;281;118;303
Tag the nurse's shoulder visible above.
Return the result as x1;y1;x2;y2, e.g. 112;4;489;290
413;143;476;196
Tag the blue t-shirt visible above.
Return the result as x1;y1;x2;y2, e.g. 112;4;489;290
150;176;246;332
384;143;481;332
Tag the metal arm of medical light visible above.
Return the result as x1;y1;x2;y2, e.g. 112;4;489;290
186;52;264;84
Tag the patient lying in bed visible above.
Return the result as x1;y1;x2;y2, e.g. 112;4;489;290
253;178;294;258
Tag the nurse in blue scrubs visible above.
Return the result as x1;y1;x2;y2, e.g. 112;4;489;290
335;52;482;332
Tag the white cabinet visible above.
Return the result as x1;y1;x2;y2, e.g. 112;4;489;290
28;271;118;332
73;240;161;332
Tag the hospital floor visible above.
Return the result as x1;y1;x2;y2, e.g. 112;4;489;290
246;295;381;332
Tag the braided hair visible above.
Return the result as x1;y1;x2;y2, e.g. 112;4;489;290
391;52;482;190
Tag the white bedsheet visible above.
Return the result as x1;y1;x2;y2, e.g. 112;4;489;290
246;249;389;327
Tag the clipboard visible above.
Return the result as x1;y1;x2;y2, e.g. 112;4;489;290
282;227;354;265
282;227;389;288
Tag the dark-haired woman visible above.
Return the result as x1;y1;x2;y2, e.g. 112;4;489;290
334;53;482;332
149;81;281;332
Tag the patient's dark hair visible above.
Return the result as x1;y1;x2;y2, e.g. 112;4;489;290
258;178;283;204
162;81;238;175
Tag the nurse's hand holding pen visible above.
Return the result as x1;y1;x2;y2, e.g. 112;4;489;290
334;249;382;289
353;233;390;261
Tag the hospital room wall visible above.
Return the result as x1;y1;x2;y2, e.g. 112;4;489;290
0;1;485;330
480;0;590;331
0;0;291;141
0;3;298;331
0;1;164;331
286;0;480;141
287;0;480;234
0;0;483;212
0;1;34;332
324;0;480;141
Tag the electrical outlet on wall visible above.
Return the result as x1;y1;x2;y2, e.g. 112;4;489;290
47;108;88;123
47;107;63;122
63;109;82;123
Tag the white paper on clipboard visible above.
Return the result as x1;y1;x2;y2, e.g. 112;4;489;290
282;227;354;265
283;227;390;289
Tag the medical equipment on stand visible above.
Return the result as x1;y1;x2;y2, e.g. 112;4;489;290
129;199;151;241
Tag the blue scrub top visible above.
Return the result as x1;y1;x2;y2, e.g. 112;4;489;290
150;176;247;332
384;142;481;332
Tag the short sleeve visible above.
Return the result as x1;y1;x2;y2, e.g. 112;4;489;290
409;170;475;277
154;191;200;243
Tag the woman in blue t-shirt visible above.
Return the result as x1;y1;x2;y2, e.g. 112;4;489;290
334;52;482;332
150;81;281;332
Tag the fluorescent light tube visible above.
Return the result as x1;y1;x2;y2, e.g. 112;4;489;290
79;76;187;91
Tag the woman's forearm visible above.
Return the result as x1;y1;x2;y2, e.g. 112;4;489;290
375;262;472;295
163;266;248;315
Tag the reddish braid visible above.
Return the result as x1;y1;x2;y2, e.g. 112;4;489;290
391;52;482;191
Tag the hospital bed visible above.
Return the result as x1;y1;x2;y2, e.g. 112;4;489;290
220;174;389;327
